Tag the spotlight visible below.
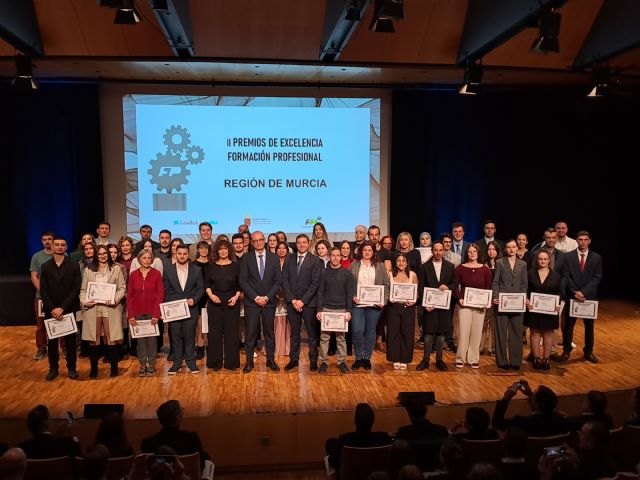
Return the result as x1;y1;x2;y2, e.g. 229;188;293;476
459;60;483;95
587;67;609;98
369;0;404;33
11;55;38;91
530;9;561;53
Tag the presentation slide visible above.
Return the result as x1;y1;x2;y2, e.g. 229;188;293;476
123;95;381;242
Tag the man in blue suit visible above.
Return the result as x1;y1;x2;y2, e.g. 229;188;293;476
239;231;282;373
560;231;602;363
282;234;323;371
164;245;204;374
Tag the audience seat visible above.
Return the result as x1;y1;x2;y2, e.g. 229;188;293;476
25;456;74;480
179;452;215;480
339;444;392;480
76;455;135;480
617;425;640;472
461;438;504;468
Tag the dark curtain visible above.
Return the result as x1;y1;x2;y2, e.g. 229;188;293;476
390;87;636;298
0;83;104;276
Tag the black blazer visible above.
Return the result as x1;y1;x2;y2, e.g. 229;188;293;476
19;433;81;459
163;262;204;312
282;252;323;307
564;250;602;301
239;250;282;307
492;399;569;436
40;257;81;316
140;426;207;468
475;238;505;263
420;259;457;301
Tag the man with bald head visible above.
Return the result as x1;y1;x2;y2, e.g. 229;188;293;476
0;448;27;480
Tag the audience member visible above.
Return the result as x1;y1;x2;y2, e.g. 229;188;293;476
423;439;465;480
140;400;209;469
625;386;640;426
81;444;109;480
465;462;502;480
397;464;423;480
565;390;614;431
18;405;81;459
325;403;393;473
575;420;616;480
492;380;569;436
498;427;536;480
450;407;499;441
0;448;27;480
94;412;134;458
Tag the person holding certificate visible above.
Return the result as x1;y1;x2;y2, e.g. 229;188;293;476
491;240;528;371
316;246;354;374
455;244;493;369
417;240;456;372
164;245;204;374
524;249;564;370
349;242;390;370
80;244;127;378
205;239;241;371
386;253;418;370
127;249;164;376
39;236;82;381
560;231;603;364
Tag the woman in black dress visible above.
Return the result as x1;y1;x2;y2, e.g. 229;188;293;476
205;239;241;371
194;241;210;360
525;249;564;370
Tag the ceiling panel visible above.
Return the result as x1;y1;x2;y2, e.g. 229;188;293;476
191;0;327;60
341;0;468;65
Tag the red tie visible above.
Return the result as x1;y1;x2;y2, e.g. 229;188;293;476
579;253;585;272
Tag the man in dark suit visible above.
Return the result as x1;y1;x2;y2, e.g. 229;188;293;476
141;400;208;469
475;219;505;263
163;245;204;374
282;234;323;371
451;222;471;261
560;231;602;363
239;230;282;373
418;240;456;371
19;405;81;459
492;380;569;436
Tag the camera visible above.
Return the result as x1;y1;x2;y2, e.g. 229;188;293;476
513;381;523;389
544;446;565;458
153;454;176;466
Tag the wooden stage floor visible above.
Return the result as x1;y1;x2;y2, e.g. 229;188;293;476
1;299;639;420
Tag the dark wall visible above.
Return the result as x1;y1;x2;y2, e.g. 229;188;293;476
390;87;636;298
0;83;104;275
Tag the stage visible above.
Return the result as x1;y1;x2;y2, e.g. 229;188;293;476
1;299;639;469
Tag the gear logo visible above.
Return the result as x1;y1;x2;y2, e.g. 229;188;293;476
148;125;206;211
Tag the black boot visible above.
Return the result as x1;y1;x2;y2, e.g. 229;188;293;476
108;345;119;377
89;346;99;378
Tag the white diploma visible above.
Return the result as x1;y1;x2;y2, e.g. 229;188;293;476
44;313;78;340
86;281;116;304
463;288;492;308
422;288;452;310
357;285;384;306
529;292;560;315
390;283;417;303
130;319;160;338
498;292;526;313
159;299;191;322
570;299;598;319
200;308;209;334
321;312;348;332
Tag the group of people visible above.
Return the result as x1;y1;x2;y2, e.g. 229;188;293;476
28;218;602;379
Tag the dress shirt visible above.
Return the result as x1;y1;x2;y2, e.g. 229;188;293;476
177;263;188;290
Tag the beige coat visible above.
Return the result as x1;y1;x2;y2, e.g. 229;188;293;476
80;265;126;342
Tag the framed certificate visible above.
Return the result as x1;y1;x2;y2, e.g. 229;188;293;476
463;288;492;308
498;293;526;313
422;288;452;310
159;299;191;322
86;281;116;304
130;319;160;338
357;285;384;306
44;313;78;340
200;308;209;334
321;312;348;332
390;283;417;303
529;292;560;315
570;299;598;319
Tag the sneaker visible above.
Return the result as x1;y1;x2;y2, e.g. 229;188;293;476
168;365;181;375
352;360;362;371
147;364;156;375
139;366;146;377
471;362;480;369
318;362;328;374
34;349;47;361
393;362;401;370
188;366;200;374
338;363;349;374
399;363;408;370
455;359;464;368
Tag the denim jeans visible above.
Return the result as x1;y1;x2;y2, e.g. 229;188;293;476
351;307;381;360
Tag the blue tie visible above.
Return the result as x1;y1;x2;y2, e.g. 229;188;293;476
259;254;264;280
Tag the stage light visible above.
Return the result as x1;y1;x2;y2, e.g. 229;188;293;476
530;9;561;54
369;0;404;33
114;1;141;24
459;60;483;95
587;67;610;98
11;55;38;91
